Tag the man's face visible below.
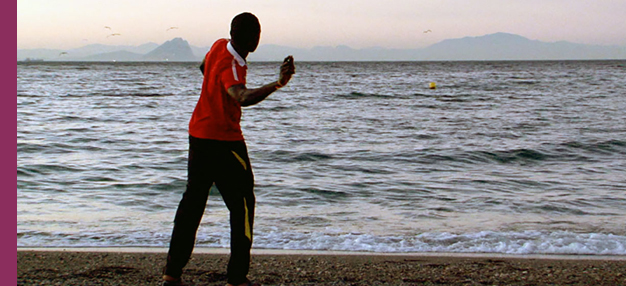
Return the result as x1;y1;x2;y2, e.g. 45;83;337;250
242;30;261;53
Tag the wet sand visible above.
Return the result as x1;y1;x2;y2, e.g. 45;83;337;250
18;249;626;285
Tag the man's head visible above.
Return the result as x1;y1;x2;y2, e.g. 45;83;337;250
230;12;261;53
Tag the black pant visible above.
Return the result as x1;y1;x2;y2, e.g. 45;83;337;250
164;136;255;285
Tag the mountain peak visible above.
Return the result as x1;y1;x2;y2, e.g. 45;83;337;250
481;32;533;43
486;32;528;38
442;32;531;45
142;37;196;61
168;37;186;43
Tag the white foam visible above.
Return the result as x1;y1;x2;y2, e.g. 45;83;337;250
18;229;626;256
250;230;626;255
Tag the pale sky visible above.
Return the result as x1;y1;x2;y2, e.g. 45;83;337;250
17;0;626;50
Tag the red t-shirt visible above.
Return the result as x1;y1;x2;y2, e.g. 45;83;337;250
189;39;247;141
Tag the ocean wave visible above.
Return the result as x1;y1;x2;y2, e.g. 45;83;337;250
266;150;334;163
17;229;626;255
563;139;626;155
18;164;85;175
346;139;626;166
254;230;626;255
298;187;351;202
259;139;625;167
17;93;43;98
90;93;173;97
335;92;395;100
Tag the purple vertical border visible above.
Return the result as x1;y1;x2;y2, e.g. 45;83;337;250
11;1;18;285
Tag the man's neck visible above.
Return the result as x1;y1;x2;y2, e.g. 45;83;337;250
231;42;248;60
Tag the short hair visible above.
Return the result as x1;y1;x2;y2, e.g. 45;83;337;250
230;12;260;40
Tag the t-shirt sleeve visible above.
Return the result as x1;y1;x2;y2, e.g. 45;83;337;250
220;60;247;90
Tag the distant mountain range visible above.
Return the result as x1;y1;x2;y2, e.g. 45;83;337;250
18;38;200;62
17;33;626;62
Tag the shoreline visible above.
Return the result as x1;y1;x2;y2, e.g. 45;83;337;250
18;248;626;285
18;246;626;261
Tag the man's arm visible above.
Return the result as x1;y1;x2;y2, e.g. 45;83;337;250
227;56;295;107
228;82;282;107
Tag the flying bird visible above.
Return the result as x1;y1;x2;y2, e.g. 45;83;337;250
107;33;121;38
104;26;112;30
166;27;179;31
59;52;68;57
423;29;432;33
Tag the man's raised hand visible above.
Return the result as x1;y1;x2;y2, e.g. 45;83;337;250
278;56;295;87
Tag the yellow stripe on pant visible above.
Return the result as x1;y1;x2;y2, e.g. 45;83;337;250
243;197;252;242
231;151;247;171
232;150;251;241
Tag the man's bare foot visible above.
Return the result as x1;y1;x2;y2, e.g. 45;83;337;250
162;275;186;285
163;275;178;281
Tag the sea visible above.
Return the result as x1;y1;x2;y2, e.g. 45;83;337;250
17;60;626;255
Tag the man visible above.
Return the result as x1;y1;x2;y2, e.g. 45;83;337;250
162;12;295;286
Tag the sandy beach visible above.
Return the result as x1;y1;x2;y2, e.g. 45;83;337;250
17;249;626;285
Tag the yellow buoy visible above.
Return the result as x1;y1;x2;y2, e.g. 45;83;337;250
429;82;437;89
